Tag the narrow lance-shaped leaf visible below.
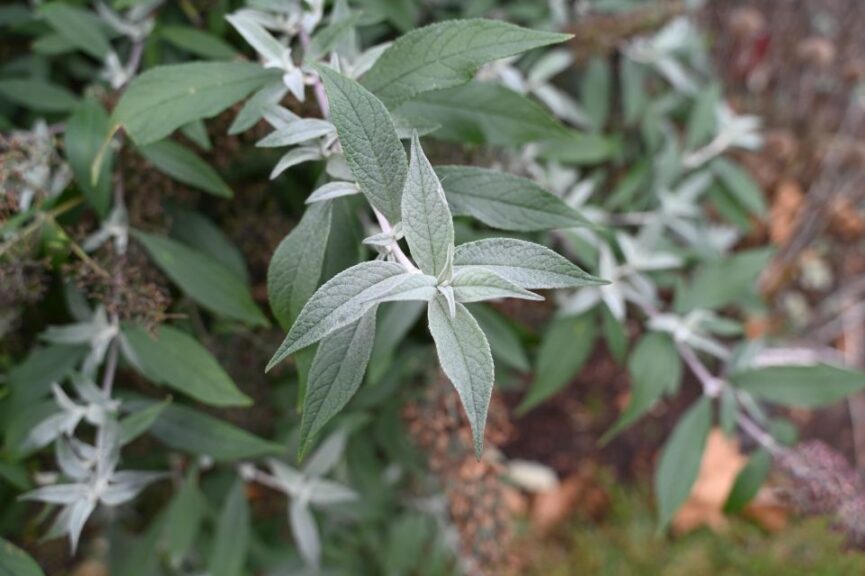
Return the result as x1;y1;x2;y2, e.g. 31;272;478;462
133;231;268;327
0;537;46;576
299;308;377;458
65;100;112;216
314;64;407;222
454;238;606;289
401;133;454;278
730;364;865;408
518;313;597;414
655;397;712;530
268;201;332;330
427;296;494;458
40;3;111;60
436;165;588;231
121;324;251;407
112;62;278;146
362;19;572;108
138;140;232;198
451;268;542;303
267;261;435;370
602;332;682;443
209;479;250;576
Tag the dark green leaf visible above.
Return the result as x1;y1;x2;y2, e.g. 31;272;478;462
0;79;78;112
724;449;771;513
65;100;113;216
160;26;238;60
209;479;250;576
0;537;45;576
138;139;232;197
731;364;865;408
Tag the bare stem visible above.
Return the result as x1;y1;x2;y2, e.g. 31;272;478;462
373;208;419;272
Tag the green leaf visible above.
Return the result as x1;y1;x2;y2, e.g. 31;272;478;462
4;345;85;411
602;332;681;443
267;261;435;370
268;201;332;330
436;165;587;231
113;62;278;145
427;296;494;458
122;324;251;407
685;84;720;150
396;82;566;146
367;301;425;383
138;139;232;197
180;119;212;151
675;248;773;313
299;308;377;458
135;401;281;461
315;65;407;222
535;130;620;165
65;100;113;216
581;57;610;131
601;304;628;364
306;12;362;62
163;469;207;566
452;267;542;303
731;364;865;408
133;231;267;326
655;397;712;530
362;19;571;108
0;537;45;576
169;207;248;282
40;2;111;60
467;304;529;373
120;398;171;445
724;449;771;513
160;25;238;60
454;238;605;289
0;79;78;112
402;133;454;278
711;157;767;216
518;313;596;413
209;479;250;576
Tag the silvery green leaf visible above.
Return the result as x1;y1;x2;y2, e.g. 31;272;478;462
268;201;332;330
257;118;335;147
306;181;358;203
290;499;321;569
269;460;305;493
229;82;287;134
306;11;361;62
271;147;322;179
453;238;605;289
533;84;592;128
362;231;396;248
325;153;354;180
361;19;572;108
315;65;407;222
20;483;89;505
267;261;423;370
452;267;543;303
427;296;494;458
307;478;357;505
226;12;286;65
527;49;573;86
303;429;348;478
99;471;165;506
375;273;438;303
438;285;456;318
56;438;93;481
391;113;440;139
401;133;454;278
66;498;97;553
40;3;111;60
299;310;376;458
436;165;587;231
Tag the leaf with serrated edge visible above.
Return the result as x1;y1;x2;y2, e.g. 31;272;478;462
362;19;571;108
436;165;587;231
314;65;407;222
452;267;542;303
267;261;430;370
427;296;494;458
299;308;377;458
454;238;605;289
268;202;332;330
402;133;454;278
